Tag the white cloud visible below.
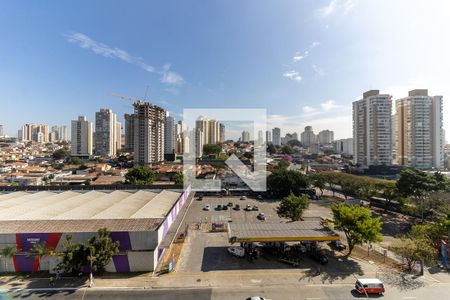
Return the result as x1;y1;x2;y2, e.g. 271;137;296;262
312;64;325;76
321;100;342;111
160;64;184;85
316;0;358;18
310;41;321;48
302;106;317;113
65;32;183;86
283;70;303;82
292;53;305;62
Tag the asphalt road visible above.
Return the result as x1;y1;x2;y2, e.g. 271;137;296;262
5;284;450;300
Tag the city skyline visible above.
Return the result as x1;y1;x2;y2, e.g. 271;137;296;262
1;1;450;141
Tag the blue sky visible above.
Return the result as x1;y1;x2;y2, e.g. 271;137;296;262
1;0;450;140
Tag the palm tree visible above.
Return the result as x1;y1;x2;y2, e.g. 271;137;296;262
1;245;17;272
31;243;50;272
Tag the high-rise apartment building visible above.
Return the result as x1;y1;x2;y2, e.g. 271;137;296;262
257;130;264;145
317;130;334;145
241;131;250;143
164;115;176;156
175;121;189;154
219;123;225;143
95;108;118;157
333;138;354;156
272;127;281;146
71;116;93;156
396;89;444;169
301;126;316;147
195;117;220;145
124;113;135;151
59;126;68;142
133;101;165;165
353;90;392;166
20;124;49;143
266;130;272;144
116;122;122;152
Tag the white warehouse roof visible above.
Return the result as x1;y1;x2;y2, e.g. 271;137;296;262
0;190;181;221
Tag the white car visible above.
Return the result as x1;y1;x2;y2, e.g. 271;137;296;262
240;195;247;200
227;246;245;258
246;297;266;300
203;204;211;211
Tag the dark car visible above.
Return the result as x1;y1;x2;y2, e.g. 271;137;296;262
222;204;229;210
310;249;328;265
197;196;203;201
215;204;222;211
234;204;241;210
331;240;346;251
228;202;233;207
252;205;259;211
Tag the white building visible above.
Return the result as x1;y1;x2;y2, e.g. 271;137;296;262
353;90;392;166
195;116;221;145
396;89;444;169
71;116;93;156
333;138;354;156
301;126;316;147
241;131;250;143
272;127;281;146
95;108;119;157
317;130;334;145
266;130;272;144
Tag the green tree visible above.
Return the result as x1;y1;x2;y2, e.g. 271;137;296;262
0;245;17;272
267;169;310;198
68;156;83;165
57;234;89;274
267;143;276;155
375;180;399;212
280;145;294;154
277;194;310;221
87;228;120;274
174;172;184;185
125;165;155;185
389;237;436;272
331;203;383;255
203;144;222;156
310;173;326;197
397;168;439;222
278;159;290;170
30;243;51;272
52;148;70;160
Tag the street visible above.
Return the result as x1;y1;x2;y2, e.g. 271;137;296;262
5;283;450;300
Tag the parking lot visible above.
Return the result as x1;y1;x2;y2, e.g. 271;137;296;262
176;195;376;278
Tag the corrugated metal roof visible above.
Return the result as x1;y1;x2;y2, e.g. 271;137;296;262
0;190;181;221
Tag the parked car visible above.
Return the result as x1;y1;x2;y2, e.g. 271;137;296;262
203;205;210;211
245;204;252;211
257;213;266;220
310;249;328;265
234;204;241;210
227;246;245;258
215;204;222;211
294;243;307;253
222;204;229;210
246;297;266;300
228;202;233;207
252;205;259;211
240;195;247;200
331;240;346;251
355;278;385;295
197;195;203;201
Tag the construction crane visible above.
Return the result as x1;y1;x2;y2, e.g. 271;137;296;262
109;92;136;102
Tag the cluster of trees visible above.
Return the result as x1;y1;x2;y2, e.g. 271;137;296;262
390;217;450;272
267;169;310;198
125;165;155;185
203;144;222;156
0;228;119;275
